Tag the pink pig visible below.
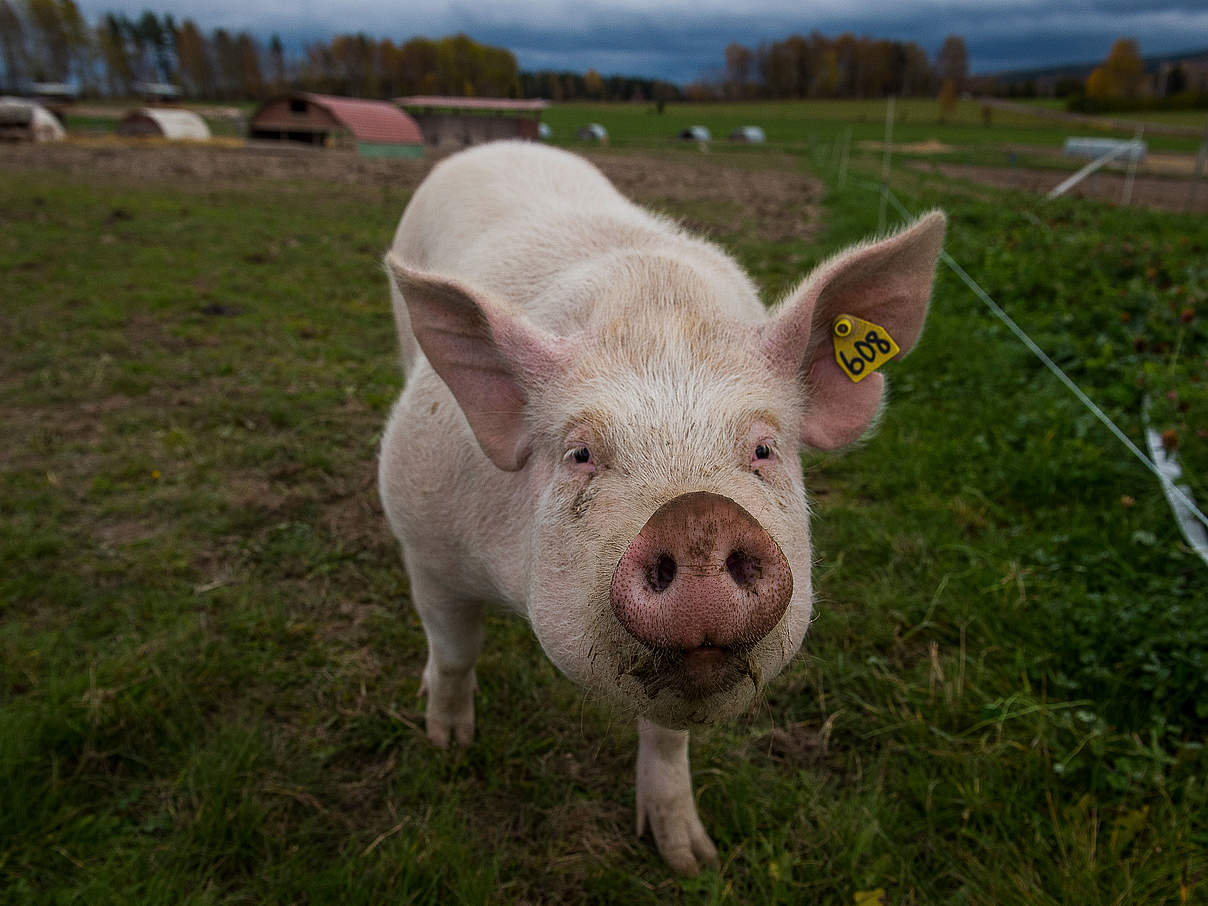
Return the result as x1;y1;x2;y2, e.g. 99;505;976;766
379;142;944;874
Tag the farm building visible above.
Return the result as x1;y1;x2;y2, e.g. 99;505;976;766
394;96;547;148
117;108;211;141
730;126;766;144
249;93;424;158
676;126;712;142
0;97;65;142
132;81;182;103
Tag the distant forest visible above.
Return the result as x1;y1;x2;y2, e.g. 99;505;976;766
0;2;978;102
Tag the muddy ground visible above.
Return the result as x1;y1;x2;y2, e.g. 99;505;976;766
0;141;823;240
908;159;1208;214
3;138;1200;231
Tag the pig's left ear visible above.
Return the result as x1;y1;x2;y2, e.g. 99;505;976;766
386;254;575;471
760;211;946;450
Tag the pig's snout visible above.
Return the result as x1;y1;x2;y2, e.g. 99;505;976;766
610;492;792;653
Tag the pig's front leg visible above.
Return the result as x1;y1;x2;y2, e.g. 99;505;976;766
636;718;719;875
409;569;484;748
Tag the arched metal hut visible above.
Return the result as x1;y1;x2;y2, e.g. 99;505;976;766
117;108;211;140
249;93;424;158
0;97;65;142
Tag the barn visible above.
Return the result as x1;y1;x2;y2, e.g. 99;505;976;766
249;93;424;158
0;97;65;142
117;108;211;141
395;96;547;148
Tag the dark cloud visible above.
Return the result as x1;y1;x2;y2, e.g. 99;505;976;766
78;0;1208;82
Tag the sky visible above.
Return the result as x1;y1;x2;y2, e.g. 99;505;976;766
77;0;1208;84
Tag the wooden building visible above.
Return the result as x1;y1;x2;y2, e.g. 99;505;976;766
395;97;548;148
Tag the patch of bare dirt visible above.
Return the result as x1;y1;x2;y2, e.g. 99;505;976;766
859;139;957;154
591;151;821;241
0;140;822;239
0;139;433;189
909;160;1208;214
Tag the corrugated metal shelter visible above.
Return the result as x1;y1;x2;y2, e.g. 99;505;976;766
117;108;211;141
395;96;547;148
0;96;65;142
676;125;712;142
577;123;608;142
249;93;424;157
729;126;766;144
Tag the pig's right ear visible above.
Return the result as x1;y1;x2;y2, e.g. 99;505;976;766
386;254;574;471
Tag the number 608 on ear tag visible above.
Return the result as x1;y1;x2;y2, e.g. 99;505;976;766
833;315;900;383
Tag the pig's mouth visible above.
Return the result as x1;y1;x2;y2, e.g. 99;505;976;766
622;643;761;703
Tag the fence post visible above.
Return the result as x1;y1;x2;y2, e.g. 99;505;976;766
1187;114;1208;213
1122;126;1143;207
837;126;852;189
878;95;895;232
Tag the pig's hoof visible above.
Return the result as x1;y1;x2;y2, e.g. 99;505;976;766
419;668;475;748
637;791;719;876
424;713;474;748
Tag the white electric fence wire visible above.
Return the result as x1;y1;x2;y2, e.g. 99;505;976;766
1046;141;1142;199
880;186;1208;542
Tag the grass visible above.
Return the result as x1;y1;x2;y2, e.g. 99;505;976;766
2;126;1207;903
542;98;1208;155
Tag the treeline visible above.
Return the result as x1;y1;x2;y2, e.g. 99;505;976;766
0;3;681;101
698;33;970;100
1068;38;1208;113
0;3;528;98
519;69;679;103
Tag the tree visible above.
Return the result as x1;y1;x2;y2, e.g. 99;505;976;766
396;36;437;95
96;13;132;94
724;42;752;98
175;19;211;97
235;31;262;98
1087;38;1147;99
210;27;238;98
936;34;968;93
23;0;69;80
132;9;165;81
0;0;28;89
938;77;957;121
267;32;286;93
583;67;603;99
1165;64;1186;96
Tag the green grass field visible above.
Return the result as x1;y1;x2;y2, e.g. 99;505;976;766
2;115;1207;903
542;98;1208;156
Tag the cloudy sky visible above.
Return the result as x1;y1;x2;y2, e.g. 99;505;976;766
78;0;1208;83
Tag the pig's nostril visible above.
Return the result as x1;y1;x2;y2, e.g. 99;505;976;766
649;554;677;592
725;550;762;588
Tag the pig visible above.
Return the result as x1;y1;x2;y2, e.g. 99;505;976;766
379;141;945;875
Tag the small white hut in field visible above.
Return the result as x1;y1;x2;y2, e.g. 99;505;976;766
117;108;211;141
0;97;66;142
677;125;711;142
577;123;608;142
729;126;766;144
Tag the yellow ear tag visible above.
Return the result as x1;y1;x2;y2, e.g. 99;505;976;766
833;315;900;383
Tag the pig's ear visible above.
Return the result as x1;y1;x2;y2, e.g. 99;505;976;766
761;211;946;450
386;254;573;471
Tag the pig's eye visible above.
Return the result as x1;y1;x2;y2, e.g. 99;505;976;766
564;445;595;472
754;443;773;461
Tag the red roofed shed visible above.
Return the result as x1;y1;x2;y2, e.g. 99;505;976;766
249;93;424;158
